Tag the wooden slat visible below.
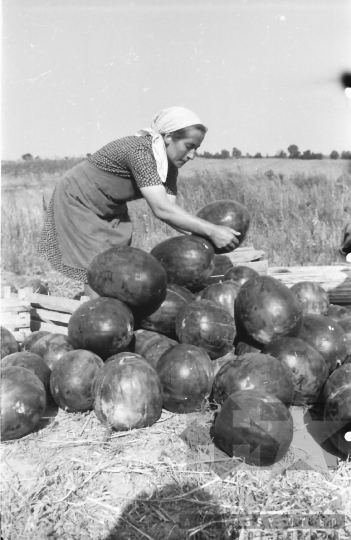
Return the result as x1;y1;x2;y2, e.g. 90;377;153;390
0;312;30;328
231;260;268;274
268;264;351;305
1;299;31;312
226;246;265;264
10;328;32;342
30;322;69;335
30;308;71;325
18;291;89;314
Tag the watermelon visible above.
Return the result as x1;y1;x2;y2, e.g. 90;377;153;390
199;281;240;318
150;236;215;292
87;246;167;313
68;297;134;361
262;337;329;405
175;300;236;359
196;200;250;253
213;390;294;465
132;330;178;369
93;356;162;431
23;278;49;295
50;349;104;412
1;351;51;394
322;365;351;456
105;352;147;365
212;351;238;377
326;305;351;322
224;265;259;288
204;254;233;285
235;340;262;355
30;333;74;370
21;331;50;351
321;363;351;403
298;314;348;373
337;317;351;357
211;353;294;406
1;327;19;359
1;366;46;441
140;284;194;338
156;344;213;413
234;276;303;345
290;281;329;315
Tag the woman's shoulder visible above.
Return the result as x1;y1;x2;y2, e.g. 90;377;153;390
103;134;153;152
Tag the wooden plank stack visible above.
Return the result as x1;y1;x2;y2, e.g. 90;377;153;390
0;287;32;342
268;264;351;308
1;287;89;342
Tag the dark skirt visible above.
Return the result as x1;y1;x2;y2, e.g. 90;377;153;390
37;161;136;283
37;191;90;283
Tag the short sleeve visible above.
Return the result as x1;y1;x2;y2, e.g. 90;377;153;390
127;145;163;189
127;141;178;195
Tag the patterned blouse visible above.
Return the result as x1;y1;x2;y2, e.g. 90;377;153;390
87;134;178;195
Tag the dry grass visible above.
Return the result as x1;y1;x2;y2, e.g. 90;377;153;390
1;158;350;275
1;400;350;540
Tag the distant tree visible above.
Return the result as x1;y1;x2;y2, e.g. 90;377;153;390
254;152;262;158
287;145;300;159
302;150;312;160
34;155;41;160
214;152;220;159
341;151;351;159
330;150;339;159
221;149;230;159
21;153;33;160
246;153;251;158
203;151;213;159
311;152;323;160
276;150;287;158
86;153;92;158
232;147;242;159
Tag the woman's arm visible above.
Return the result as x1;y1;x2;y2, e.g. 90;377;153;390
140;185;240;250
165;193;190;235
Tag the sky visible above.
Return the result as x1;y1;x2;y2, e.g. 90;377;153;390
2;0;351;160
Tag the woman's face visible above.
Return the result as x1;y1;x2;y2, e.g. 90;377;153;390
164;128;205;168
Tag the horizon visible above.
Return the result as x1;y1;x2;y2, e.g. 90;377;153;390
2;0;351;161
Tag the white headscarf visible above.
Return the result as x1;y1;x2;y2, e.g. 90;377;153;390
135;106;207;183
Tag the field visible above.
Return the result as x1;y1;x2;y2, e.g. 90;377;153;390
1;157;351;281
1;157;351;540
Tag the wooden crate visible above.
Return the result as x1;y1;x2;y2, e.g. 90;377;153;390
1;287;89;342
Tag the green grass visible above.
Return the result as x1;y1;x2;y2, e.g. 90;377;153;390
1;157;350;276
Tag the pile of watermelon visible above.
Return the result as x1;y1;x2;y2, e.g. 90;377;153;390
1;200;350;467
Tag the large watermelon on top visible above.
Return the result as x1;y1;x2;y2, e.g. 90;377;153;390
87;246;167;314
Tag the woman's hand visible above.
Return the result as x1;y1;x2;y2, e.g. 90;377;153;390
208;225;241;251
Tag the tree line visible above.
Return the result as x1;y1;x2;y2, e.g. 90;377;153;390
19;147;351;161
198;146;351;160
